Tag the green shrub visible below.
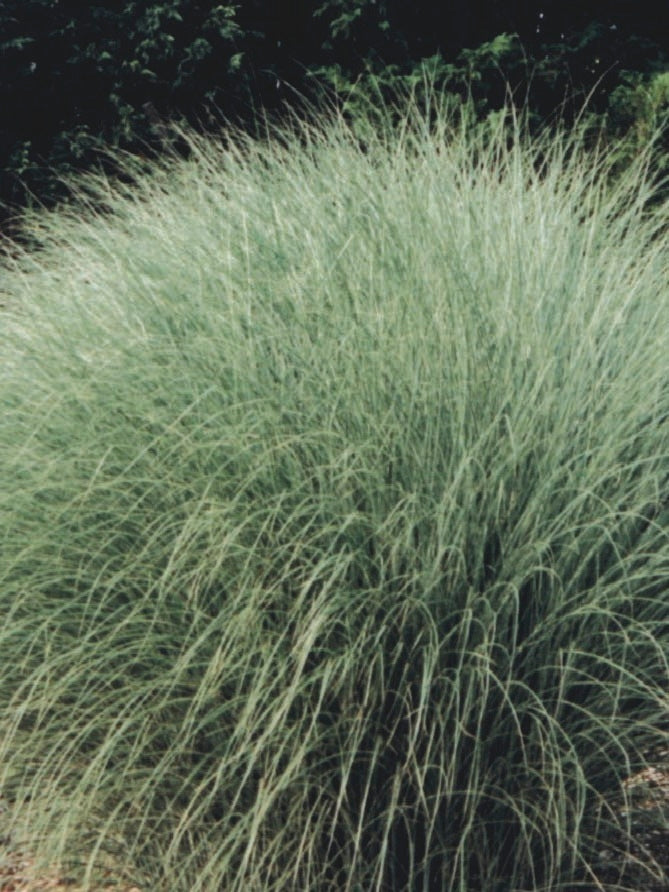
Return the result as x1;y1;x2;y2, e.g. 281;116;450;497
3;0;668;226
0;0;255;222
1;90;668;890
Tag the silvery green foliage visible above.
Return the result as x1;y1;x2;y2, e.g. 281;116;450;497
0;94;668;890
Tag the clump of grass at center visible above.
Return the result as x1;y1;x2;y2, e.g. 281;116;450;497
1;91;668;891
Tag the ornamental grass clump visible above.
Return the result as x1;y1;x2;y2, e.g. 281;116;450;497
1;91;668;891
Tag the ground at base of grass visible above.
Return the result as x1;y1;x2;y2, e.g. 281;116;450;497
1;751;667;892
588;745;669;892
0;854;142;892
0;801;142;892
0;851;143;892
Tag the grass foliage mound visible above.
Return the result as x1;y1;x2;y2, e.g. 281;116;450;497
1;95;668;890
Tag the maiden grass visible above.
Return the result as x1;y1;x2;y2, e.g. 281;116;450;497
1;94;668;890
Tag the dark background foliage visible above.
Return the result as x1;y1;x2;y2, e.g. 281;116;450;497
1;0;668;236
